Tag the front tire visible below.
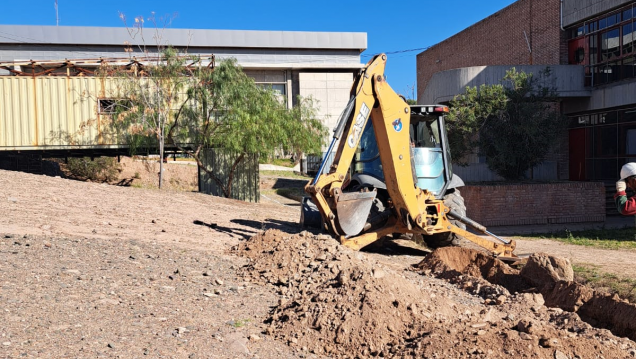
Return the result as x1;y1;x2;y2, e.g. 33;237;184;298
422;189;467;249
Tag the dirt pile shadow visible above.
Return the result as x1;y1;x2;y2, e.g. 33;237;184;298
417;247;636;341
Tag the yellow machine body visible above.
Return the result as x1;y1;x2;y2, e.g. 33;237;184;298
305;54;517;260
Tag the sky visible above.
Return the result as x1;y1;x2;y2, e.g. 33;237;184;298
0;0;517;99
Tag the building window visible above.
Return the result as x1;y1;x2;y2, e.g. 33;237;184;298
625;7;633;22
98;99;117;114
256;83;286;96
569;107;636;180
624;22;634;54
569;3;636;86
624;56;636;78
626;128;636;154
589;34;598;65
601;28;621;61
574;47;585;63
98;99;131;114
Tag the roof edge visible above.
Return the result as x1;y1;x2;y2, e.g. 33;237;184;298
0;25;367;51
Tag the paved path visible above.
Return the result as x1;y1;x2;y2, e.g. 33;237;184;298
490;216;636;278
259;164;299;171
513;237;636;278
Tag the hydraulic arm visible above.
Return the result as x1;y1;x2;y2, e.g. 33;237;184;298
305;54;518;261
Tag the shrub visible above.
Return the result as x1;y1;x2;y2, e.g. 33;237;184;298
66;157;120;182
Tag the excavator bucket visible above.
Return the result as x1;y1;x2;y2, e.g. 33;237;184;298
335;191;377;237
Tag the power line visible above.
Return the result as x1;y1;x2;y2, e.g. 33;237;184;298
361;46;433;58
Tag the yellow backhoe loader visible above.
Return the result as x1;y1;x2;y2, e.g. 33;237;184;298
302;53;519;262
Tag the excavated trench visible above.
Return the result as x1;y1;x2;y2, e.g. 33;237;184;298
417;247;636;340
236;230;636;358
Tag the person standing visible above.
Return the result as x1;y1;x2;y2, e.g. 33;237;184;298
615;163;636;215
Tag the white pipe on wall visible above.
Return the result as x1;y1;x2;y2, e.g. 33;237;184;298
560;0;565;30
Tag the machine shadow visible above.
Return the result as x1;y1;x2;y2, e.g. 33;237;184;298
192;218;303;240
192;220;259;240
361;238;431;257
271;177;308;189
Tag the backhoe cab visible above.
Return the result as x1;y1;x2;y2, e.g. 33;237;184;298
303;54;518;261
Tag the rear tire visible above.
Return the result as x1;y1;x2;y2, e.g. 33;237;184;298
422;189;467;249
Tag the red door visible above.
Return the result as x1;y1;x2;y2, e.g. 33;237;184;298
569;128;586;181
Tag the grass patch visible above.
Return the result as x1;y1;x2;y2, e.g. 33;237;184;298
227;318;251;328
515;227;636;250
271;158;295;167
261;170;310;180
573;264;636;303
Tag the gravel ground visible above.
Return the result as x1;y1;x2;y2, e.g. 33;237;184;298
2;167;636;358
0;168;311;358
1;233;297;358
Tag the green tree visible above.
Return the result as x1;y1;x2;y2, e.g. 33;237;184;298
105;46;189;189
110;48;326;197
445;83;507;165
446;68;566;180
166;57;327;198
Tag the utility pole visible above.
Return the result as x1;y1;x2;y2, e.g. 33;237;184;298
55;0;59;26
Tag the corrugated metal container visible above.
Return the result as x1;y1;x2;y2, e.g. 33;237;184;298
0;77;121;150
199;148;260;203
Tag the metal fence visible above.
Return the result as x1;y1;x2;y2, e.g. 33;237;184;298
304;152;336;176
198;149;260;203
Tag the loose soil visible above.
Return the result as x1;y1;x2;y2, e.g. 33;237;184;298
237;231;636;358
2;165;636;358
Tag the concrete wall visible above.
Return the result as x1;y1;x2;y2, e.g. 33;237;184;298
461;182;606;226
563;81;636;114
562;0;634;27
298;72;354;137
417;0;565;102
420;64;589;104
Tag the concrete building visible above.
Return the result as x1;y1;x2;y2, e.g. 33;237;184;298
417;0;636;184
0;25;366;155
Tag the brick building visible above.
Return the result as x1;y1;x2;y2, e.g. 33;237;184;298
417;0;636;184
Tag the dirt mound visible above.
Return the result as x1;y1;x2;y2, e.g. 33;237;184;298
116;157;198;191
237;230;636;358
419;246;636;342
236;230;431;357
416;246;528;294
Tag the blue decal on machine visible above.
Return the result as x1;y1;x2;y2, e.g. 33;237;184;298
392;118;403;132
347;102;371;148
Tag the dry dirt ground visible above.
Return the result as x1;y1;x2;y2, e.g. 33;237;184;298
2;160;636;358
